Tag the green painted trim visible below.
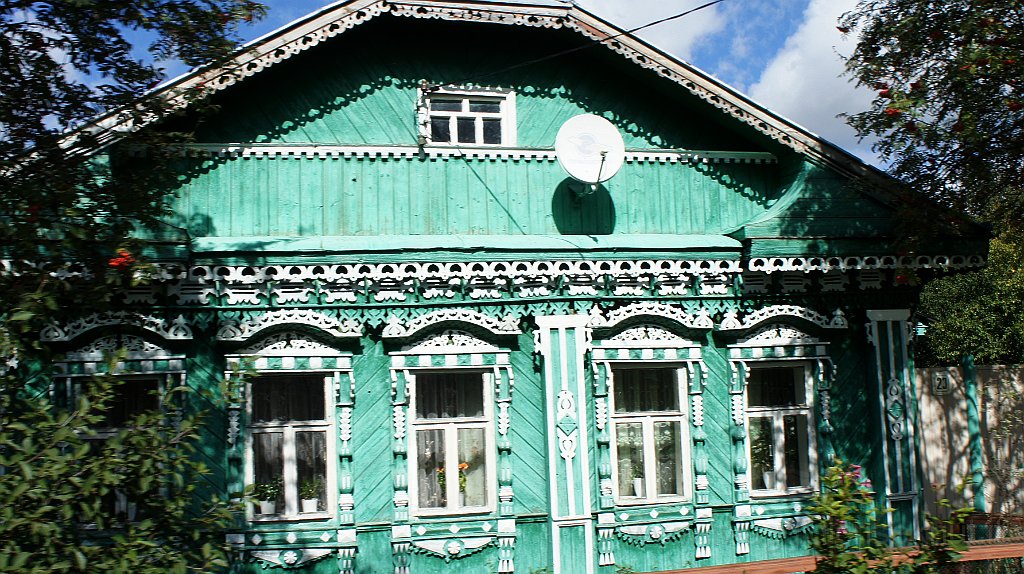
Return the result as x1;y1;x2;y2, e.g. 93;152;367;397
962;354;986;513
191;234;743;255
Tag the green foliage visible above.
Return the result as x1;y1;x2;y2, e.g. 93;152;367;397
299;477;323;500
254;478;283;502
0;3;268;572
808;460;968;573
838;0;1023;237
917;236;1024;365
0;370;237;573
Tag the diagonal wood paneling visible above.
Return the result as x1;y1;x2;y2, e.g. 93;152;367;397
351;342;398;523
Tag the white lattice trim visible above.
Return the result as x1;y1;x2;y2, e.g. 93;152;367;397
64;334;168;359
734;325;821;347
41;312;193;342
400;329;501;354
382;309;520;339
188;259;743;285
718;306;847;332
748;254;985;273
216;309;363;341
165;143;775;164
589;302;714;331
236;331;345;355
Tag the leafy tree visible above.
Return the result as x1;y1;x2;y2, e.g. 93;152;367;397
1;0;265;349
839;2;1024;363
916;236;1024;365
838;1;1024;234
0;1;265;571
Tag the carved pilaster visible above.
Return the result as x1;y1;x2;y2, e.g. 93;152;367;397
337;369;356;524
695;507;713;559
729;361;749;502
391;369;410;523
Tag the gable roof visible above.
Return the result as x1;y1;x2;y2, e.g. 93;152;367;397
69;0;889;191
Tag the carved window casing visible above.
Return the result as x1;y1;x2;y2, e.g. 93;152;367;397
608;365;691;505
408;371;496;515
417;84;516;147
727;323;834;502
248;373;333;518
745;363;816;496
225;332;354;524
55;334;186;523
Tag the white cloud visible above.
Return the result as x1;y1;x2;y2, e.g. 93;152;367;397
577;0;726;61
747;0;878;163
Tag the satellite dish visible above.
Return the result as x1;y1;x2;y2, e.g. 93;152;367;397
555;114;625;186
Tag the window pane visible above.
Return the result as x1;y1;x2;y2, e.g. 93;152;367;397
616;422;645;497
430;117;451;142
417;429;445;508
749;417;776;490
103;378;159;427
253;432;284;504
456;117;476;143
482;118;501;144
614;368;678;412
297;431;326;511
430;99;462;112
416;373;483;419
654;421;682;496
748;367;804;407
458;428;487;507
252;375;325;422
783;415;810;488
469;100;500;113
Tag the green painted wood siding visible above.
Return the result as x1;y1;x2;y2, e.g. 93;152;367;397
171;155;781;238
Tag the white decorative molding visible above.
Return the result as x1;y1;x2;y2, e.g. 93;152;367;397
65;334;167;359
411;536;494;561
250;548;333;568
747;254;984;273
169;143;775;164
589;302;714;331
400;329;500;354
216;309;362;341
751;516;814;539
606;324;689;345
734;325;821;347
382;309;519;339
718;306;847;332
41;312;192;342
237;331;342;355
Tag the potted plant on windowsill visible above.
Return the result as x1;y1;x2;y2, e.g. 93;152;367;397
253;478;282;515
299;478;322;513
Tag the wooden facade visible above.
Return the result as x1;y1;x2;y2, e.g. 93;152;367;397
51;1;988;572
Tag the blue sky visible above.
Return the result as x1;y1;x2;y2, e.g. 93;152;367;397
193;0;875;162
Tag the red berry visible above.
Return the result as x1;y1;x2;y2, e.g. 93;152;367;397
885;107;902;117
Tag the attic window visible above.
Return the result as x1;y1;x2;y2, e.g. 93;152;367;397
418;85;516;146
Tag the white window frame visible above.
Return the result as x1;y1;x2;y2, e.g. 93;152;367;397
745;361;817;497
417;85;516;147
407;369;497;517
608;364;692;506
245;372;337;521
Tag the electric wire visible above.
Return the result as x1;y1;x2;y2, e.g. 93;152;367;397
425;0;729;91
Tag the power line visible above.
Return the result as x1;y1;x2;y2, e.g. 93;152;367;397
426;0;729;90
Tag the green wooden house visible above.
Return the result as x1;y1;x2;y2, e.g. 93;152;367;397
49;1;988;572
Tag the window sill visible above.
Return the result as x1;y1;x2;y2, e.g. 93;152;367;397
750;488;815;499
250;512;333;523
615;496;689;507
412;506;496;519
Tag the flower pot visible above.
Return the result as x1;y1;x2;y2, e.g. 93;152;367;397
258;500;277;515
301;498;319;513
632;477;645;498
761;472;775;490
